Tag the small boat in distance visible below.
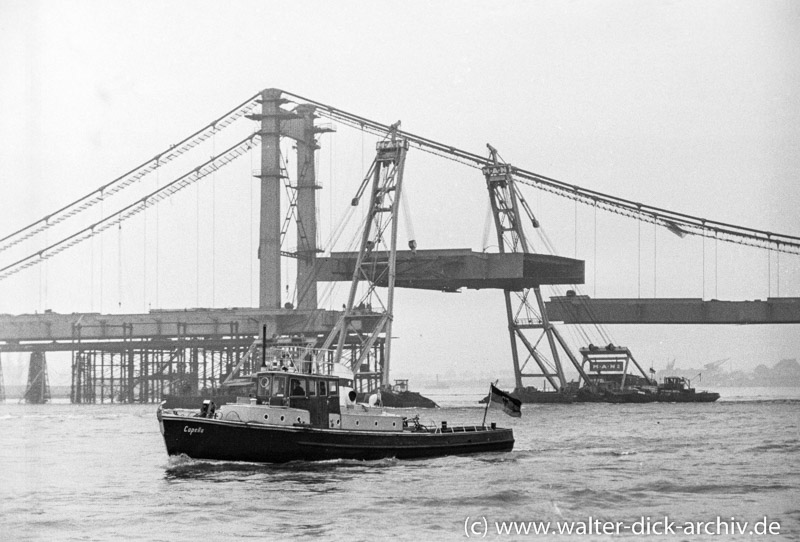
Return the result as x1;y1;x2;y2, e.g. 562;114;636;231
157;351;514;464
656;376;720;403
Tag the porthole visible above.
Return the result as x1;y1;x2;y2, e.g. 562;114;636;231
280;415;285;422
355;420;360;426
392;422;396;427
297;417;301;423
264;414;269;420
374;421;379;426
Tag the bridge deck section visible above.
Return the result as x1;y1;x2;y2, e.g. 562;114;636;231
546;296;800;324
315;249;585;291
0;308;369;352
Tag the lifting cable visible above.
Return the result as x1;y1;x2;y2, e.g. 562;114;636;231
400;187;416;251
481;201;493;252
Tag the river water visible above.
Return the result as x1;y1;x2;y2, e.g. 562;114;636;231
1;388;798;541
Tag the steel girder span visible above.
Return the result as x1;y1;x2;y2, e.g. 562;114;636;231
546;295;800;324
314;249;585;291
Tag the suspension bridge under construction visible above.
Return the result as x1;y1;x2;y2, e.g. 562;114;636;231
0;88;798;404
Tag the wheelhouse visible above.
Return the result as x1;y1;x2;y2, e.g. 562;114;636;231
253;371;341;428
254;372;340;403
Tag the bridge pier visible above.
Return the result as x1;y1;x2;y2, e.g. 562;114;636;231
24;351;51;404
0;355;5;402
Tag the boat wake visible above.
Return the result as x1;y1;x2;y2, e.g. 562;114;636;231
164;453;402;478
610;449;638;457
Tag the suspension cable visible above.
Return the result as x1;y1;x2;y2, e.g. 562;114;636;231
0;134;259;282
279;89;800;256
0;92;260;254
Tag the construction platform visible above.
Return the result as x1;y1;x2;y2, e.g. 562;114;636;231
0;308;360;351
315;248;585;291
546;295;800;324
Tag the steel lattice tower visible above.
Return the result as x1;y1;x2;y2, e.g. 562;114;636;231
482;147;591;392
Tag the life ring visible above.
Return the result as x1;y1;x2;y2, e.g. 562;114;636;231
259;377;270;389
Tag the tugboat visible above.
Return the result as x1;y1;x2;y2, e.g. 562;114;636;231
157;351;514;463
656;376;720;402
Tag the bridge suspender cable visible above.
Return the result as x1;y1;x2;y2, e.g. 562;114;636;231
0;92;261;255
279;89;800;256
0;134;259;282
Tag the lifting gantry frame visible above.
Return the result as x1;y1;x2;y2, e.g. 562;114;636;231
318;125;409;390
482;146;592;392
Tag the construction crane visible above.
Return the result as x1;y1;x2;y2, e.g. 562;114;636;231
704;358;731;372
317;123;409;391
481;145;592;393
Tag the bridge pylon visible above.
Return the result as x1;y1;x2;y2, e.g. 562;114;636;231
23;351;51;404
249;89;330;310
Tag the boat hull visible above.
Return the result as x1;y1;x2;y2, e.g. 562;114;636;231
159;413;514;463
603;390;657;403
656;391;720;403
479;387;575;404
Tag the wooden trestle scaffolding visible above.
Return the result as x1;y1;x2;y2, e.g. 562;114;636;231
70;342;250;404
68;336;385;404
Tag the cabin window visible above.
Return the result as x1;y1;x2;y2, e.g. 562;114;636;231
307;379;316;396
329;380;339;396
272;376;287;397
318;380;327;396
290;378;306;396
258;376;271;396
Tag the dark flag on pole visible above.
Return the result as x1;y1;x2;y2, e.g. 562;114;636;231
488;384;522;418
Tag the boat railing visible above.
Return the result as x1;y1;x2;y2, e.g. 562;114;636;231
254;345;350;377
432;425;495;434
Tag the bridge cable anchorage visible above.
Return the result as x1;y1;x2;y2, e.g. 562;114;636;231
284;89;799;256
0;92;261;254
0;135;259;282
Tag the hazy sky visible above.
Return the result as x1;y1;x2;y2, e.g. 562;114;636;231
1;0;799;386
